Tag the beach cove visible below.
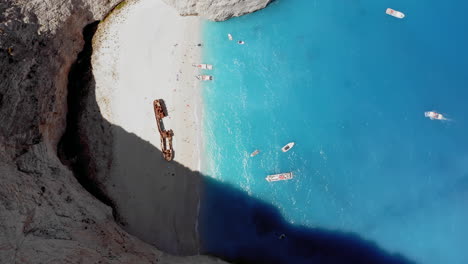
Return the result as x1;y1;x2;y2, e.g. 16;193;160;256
87;0;468;263
90;0;204;254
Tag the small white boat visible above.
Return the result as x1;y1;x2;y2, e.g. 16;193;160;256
238;40;245;45
195;75;213;81
250;150;260;157
386;8;405;19
266;172;293;182
192;63;213;70
281;142;295;152
425;111;447;120
228;33;233;41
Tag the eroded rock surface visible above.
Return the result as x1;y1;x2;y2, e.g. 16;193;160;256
162;0;272;21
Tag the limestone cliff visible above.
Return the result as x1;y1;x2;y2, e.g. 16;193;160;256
0;0;230;263
162;0;272;21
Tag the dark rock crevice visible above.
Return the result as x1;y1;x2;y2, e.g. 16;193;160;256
57;20;118;220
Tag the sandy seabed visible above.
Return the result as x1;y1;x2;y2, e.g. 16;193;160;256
92;0;205;255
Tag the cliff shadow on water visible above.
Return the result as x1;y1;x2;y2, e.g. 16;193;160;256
199;177;416;264
58;20;415;264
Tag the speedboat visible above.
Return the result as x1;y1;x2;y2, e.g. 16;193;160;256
266;172;293;182
281;142;295;152
238;40;245;45
386;8;405;19
250;150;260;157
425;111;447;120
195;75;213;81
228;33;233;41
192;63;213;70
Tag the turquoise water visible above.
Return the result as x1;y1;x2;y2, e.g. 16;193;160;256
201;0;468;263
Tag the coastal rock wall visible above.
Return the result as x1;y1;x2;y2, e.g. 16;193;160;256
0;0;164;262
162;0;272;21
0;0;228;263
0;0;122;158
0;144;163;263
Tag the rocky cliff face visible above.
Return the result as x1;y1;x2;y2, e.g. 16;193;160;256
0;0;233;263
162;0;272;21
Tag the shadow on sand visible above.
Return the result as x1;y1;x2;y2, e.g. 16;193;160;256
59;21;416;264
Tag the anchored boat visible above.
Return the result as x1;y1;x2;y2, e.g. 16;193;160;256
386;8;405;19
250;150;260;157
192;63;213;70
425;111;447;120
266;172;293;182
196;75;213;81
282;142;295;152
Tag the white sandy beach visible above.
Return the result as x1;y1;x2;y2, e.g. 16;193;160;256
92;0;204;254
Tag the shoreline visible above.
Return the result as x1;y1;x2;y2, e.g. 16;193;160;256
92;0;204;254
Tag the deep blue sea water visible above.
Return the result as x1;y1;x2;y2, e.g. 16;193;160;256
199;0;468;263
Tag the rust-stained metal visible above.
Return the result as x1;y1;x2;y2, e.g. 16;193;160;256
153;99;174;161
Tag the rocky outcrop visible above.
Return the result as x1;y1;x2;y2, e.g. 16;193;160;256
0;0;229;263
0;0;155;262
162;0;272;21
0;0;122;158
0;145;163;263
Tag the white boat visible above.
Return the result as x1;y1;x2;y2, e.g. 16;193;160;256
386;8;405;19
250;150;260;157
238;40;245;45
281;142;295;152
228;33;233;41
425;111;447;120
266;172;293;182
195;75;213;81
192;63;213;70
